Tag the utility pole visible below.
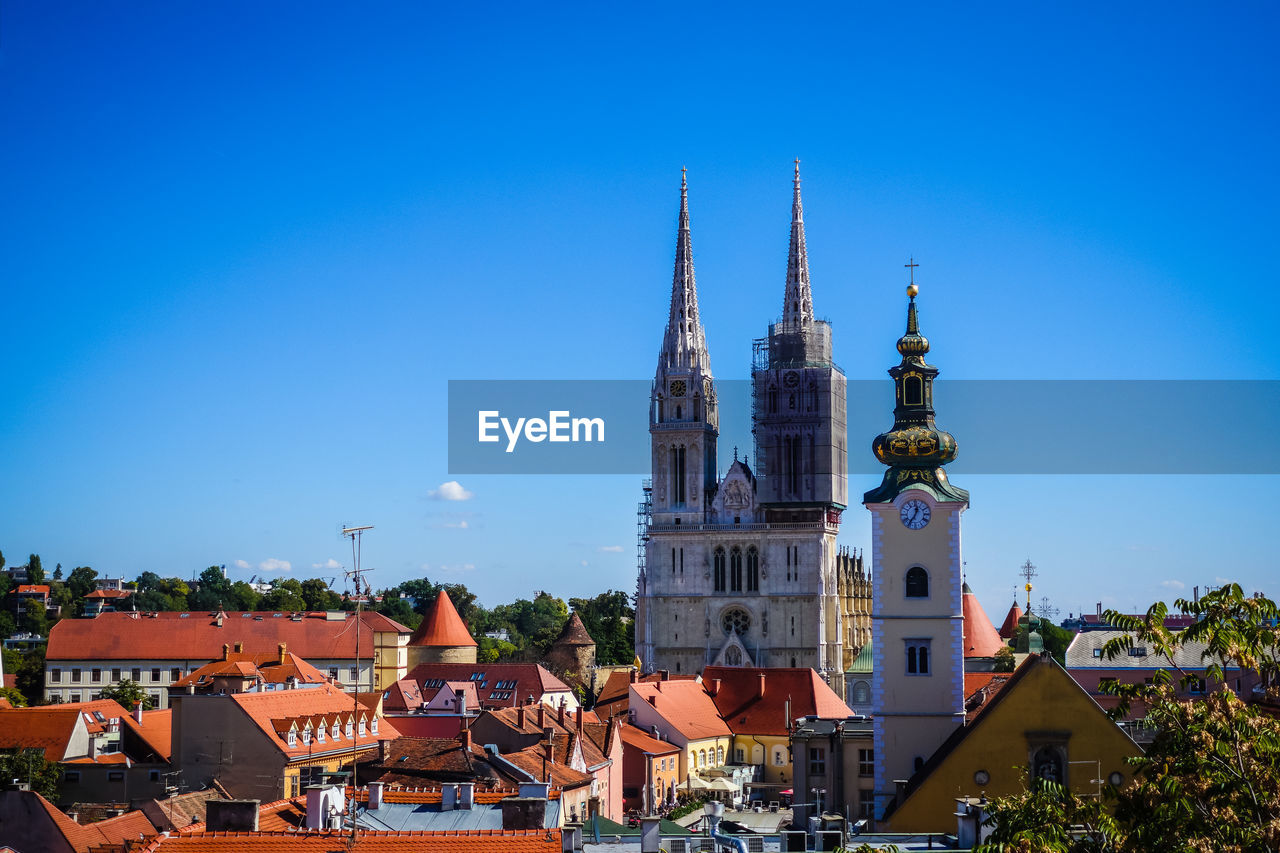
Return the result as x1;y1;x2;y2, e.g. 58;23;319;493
341;524;373;843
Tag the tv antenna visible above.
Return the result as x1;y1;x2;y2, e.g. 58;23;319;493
341;524;374;842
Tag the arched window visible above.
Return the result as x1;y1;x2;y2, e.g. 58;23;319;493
904;375;924;406
713;548;726;592
699;749;707;767
853;681;870;704
905;566;929;598
746;547;759;592
730;548;743;591
1034;747;1063;784
716;746;724;764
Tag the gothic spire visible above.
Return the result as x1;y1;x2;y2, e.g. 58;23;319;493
782;159;814;326
659;168;711;375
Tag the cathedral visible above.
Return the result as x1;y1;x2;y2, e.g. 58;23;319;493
634;165;872;693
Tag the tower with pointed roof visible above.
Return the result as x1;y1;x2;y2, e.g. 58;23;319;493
864;283;969;819
637;166;862;693
406;590;478;667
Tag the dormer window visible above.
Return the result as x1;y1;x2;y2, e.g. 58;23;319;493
287;731;297;747
371;718;379;734
301;728;311;745
316;727;326;743
332;724;341;740
358;719;367;737
346;722;354;738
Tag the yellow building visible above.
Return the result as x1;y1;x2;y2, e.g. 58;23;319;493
628;680;733;786
880;653;1143;833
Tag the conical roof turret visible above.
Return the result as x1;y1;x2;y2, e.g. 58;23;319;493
408;589;477;648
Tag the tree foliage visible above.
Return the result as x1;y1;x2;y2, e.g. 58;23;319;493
99;678;153;711
568;590;634;665
977;584;1280;853
0;748;60;800
26;554;44;585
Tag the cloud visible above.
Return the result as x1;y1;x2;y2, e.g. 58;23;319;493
233;559;251;570
444;520;469;529
312;558;342;570
1214;577;1232;586
581;560;589;567
1160;580;1185;590
598;545;624;553
429;481;474;501
259;558;292;573
437;563;476;573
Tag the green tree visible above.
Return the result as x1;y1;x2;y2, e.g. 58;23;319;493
65;566;99;602
53;564;63;581
27;554;44;585
20;598;50;636
229;580;262;611
568;590;635;665
1039;620;1073;666
0;611;15;639
188;566;231;611
0;549;5;571
993;645;1016;672
99;678;153;711
0;572;11;600
260;579;306;612
373;592;421;629
0;748;61;800
0;686;27;707
14;645;45;704
300;578;341;611
978;584;1280;853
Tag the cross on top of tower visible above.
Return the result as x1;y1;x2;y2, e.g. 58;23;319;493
905;256;919;286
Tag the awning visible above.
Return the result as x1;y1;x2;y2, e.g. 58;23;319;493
708;778;738;792
780;789;793;796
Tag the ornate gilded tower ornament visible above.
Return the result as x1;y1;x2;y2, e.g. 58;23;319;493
864;282;970;503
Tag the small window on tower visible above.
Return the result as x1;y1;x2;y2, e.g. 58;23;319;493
905;566;929;598
904;375;923;406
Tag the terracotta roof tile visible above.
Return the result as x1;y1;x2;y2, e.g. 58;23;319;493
618;723;679;755
500;744;594;790
226;682;399;760
141;828;561;851
365;736;523;787
962;589;1007;658
552;613;594;646
407;663;570;710
407;591;477;648
0;706;86;760
47;611;409;662
13;791;156;853
630;681;731;741
998;600;1024;639
702;667;852;736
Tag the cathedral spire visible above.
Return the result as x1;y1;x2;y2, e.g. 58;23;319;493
659;168;711;374
782;159;814;326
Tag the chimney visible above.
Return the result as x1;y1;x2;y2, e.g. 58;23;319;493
442;784;458;811
575;706;583;735
543;727;555;764
207;800;260;832
459;728;473;751
647;694;657;707
758;672;766;698
454;688;466;713
658;669;669;681
517;706;526;729
629;670;637;684
278;643;287;664
557;700;566;727
234;642;243;653
367;781;384;811
133;703;144;724
1097;602;1103;617
222;643;230;660
501;793;548;830
710;678;721;696
458;781;474;810
537;705;545;728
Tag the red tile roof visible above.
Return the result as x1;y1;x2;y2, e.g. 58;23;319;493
553;613;594;646
133;708;173;761
407;663;571;709
998;600;1023;639
226;682;399;760
173;651;330;689
703;667;852;736
47;610;410;662
0;706;86;760
365;736;526;788
618;723;680;755
962;589;1007;658
630;680;731;741
593;670;697;718
382;678;425;712
963;672;1014;721
14;585;50;595
84;588;133;599
14;791;157;853
407;591;477;648
500;743;594;790
141;829;561;851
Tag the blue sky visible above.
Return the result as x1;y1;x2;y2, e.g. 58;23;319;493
1;2;1277;620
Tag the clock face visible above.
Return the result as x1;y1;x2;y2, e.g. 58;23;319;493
783;371;800;389
669;380;686;397
900;499;931;530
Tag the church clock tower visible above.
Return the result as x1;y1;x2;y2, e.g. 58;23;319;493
865;281;969;818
